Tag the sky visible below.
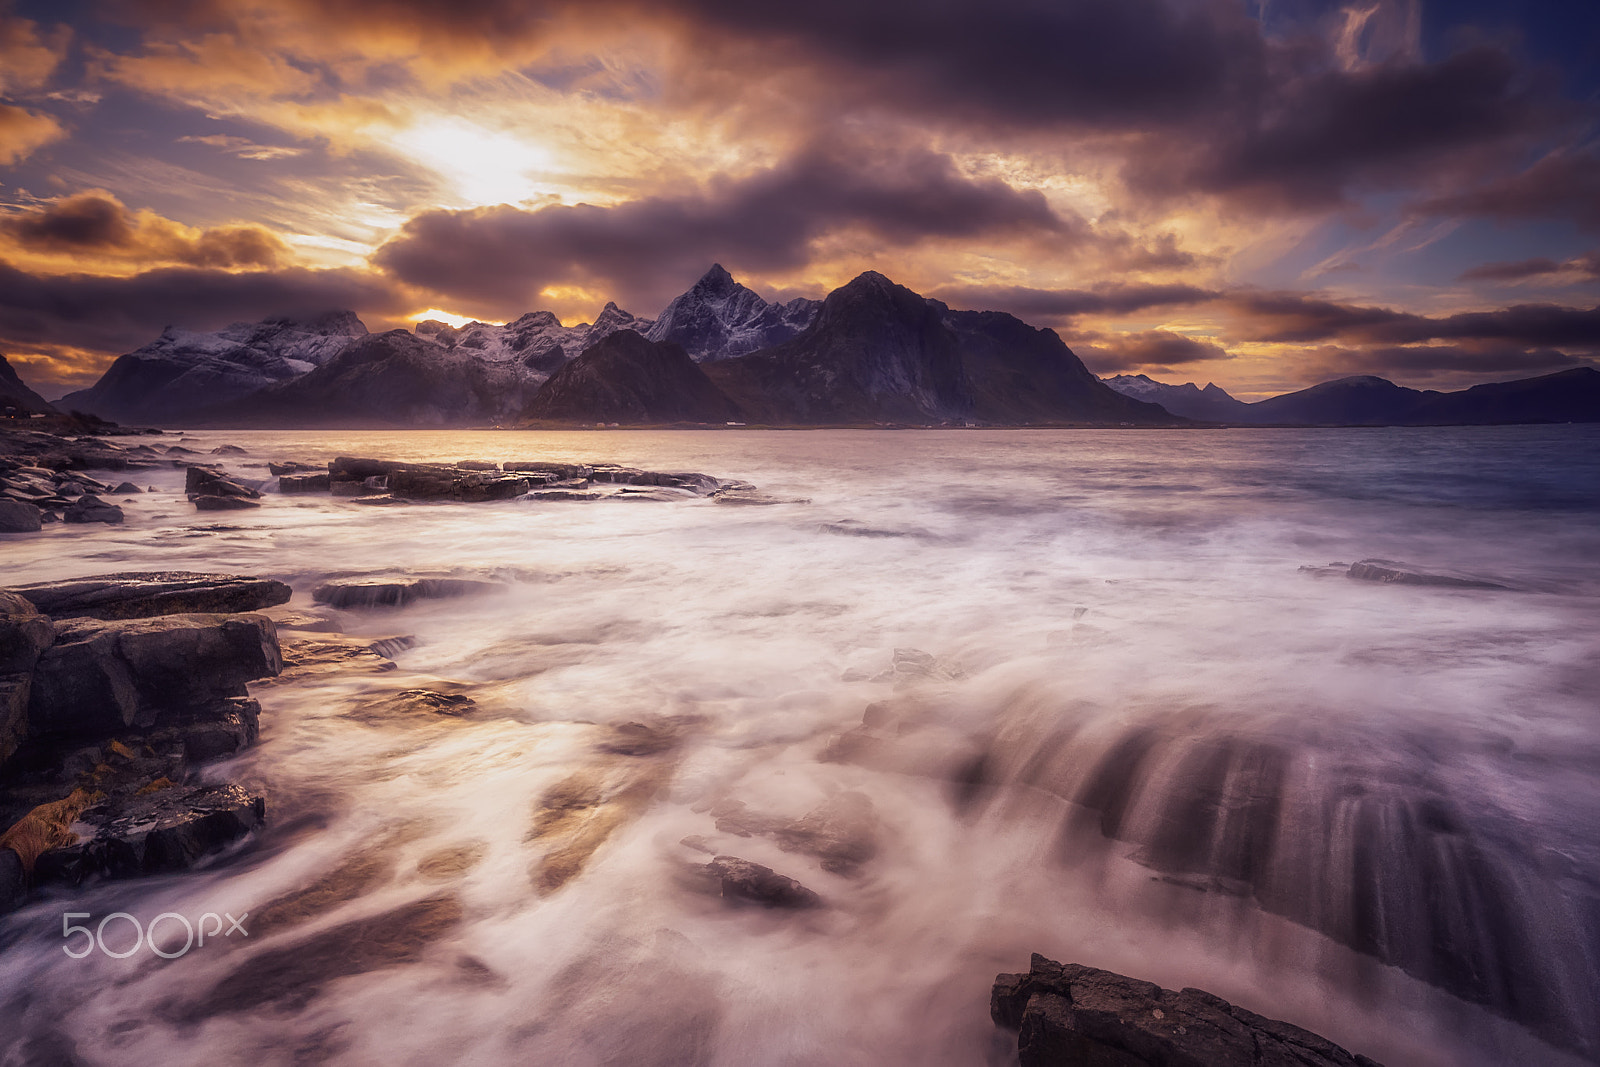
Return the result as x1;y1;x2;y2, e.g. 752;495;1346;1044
0;0;1596;400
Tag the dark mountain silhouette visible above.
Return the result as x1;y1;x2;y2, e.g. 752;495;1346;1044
521;330;742;423
0;354;56;415
704;271;1173;425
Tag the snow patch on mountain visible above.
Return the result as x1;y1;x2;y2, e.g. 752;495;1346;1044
645;263;820;362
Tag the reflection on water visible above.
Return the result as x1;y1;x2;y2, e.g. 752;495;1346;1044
2;426;1598;1066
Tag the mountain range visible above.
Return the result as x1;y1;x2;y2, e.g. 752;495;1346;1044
1102;369;1600;426
1;354;56;416
14;266;1597;428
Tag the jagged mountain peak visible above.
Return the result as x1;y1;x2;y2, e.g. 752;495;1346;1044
645;263;820;363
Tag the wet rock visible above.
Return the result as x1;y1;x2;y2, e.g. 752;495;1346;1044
0;845;22;911
194;494;261;511
110;482;141;494
504;460;592;479
0;674;30;766
184;465;260;500
264;609;341;633
819;519;909;538
267;460;319;476
35;783;265;883
0;591;54;670
177;893;461;1020
528;763;672;892
63;494;124;524
28;613;281;738
312;576;504;609
0;499;42;531
711;487;806;506
992;954;1381;1067
773;791;881;875
172;696;261;761
1346;558;1506;590
279;473;330;492
210;444;249;455
454;460;499;471
348;688;475;725
704;856;822;909
13;571;292;620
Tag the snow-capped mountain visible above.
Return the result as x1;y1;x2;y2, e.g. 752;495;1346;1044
61;311;369;424
415;303;654;376
644;264;820;362
1101;373;1253;422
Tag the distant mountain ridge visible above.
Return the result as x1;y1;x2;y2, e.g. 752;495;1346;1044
1104;368;1600;425
644;263;818;362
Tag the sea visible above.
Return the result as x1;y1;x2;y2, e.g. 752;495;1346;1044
2;425;1598;1066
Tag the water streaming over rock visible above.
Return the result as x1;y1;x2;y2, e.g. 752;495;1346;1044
2;426;1597;1066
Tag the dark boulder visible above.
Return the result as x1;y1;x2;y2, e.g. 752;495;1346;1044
110;482;141;494
34;783;265;883
0;500;42;532
0;846;22;911
28;613;281;738
703;855;822;909
62;494;123;524
992;955;1381;1067
185;465;260;500
12;572;291;620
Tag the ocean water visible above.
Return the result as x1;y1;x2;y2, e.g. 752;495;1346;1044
2;425;1598;1066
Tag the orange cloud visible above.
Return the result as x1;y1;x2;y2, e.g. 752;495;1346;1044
1;191;290;272
0;13;67;94
0;104;64;165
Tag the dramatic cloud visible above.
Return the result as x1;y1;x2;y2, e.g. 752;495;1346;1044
1;192;289;268
931;282;1218;325
1415;152;1600;231
1226;292;1600;349
1075;329;1231;373
1139;46;1554;209
373;144;1074;315
0;258;408;359
0;12;66;94
1458;252;1600;283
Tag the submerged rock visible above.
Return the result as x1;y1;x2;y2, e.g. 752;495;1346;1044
312;576;504;609
194;495;261;511
992;955;1382;1067
1346;558;1507;590
12;572;292;621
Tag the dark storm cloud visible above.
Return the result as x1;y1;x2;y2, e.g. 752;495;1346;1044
1228;292;1600;348
2;192;289;267
1139;47;1555;209
0;258;406;355
1415;152;1600;231
1458;252;1600;283
1074;329;1231;373
373;145;1073;314
931;282;1218;323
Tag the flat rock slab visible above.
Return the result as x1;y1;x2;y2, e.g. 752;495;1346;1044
312;577;504;609
12;571;292;619
35;783;265;883
993;955;1381;1067
1346;558;1506;589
